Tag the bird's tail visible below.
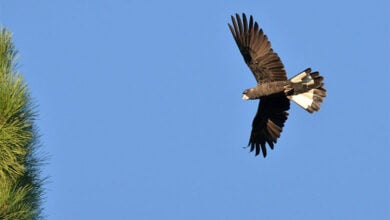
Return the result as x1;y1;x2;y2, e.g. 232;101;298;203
287;68;327;113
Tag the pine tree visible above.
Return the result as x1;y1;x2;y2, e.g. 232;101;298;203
0;28;45;219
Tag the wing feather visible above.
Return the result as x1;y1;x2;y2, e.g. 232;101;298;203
229;13;287;83
248;96;290;157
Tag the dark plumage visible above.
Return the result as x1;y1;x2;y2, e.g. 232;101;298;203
228;13;327;157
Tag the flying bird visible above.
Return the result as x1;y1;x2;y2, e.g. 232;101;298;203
228;13;327;157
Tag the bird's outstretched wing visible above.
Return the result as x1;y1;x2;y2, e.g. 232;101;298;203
249;96;290;157
228;13;287;83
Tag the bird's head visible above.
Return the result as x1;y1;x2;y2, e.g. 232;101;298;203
242;88;255;100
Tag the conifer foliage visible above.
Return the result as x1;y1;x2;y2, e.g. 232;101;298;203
0;28;45;219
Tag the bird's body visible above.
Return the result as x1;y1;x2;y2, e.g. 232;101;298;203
242;81;288;99
244;74;325;100
228;13;327;157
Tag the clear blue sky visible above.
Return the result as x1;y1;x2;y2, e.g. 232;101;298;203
1;1;389;219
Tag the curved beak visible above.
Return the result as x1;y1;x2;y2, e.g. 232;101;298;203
242;94;250;100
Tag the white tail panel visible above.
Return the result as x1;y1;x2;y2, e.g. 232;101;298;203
290;89;315;110
289;88;324;113
290;68;314;85
288;68;326;113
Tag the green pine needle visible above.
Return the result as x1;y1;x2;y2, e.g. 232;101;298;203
0;28;45;220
